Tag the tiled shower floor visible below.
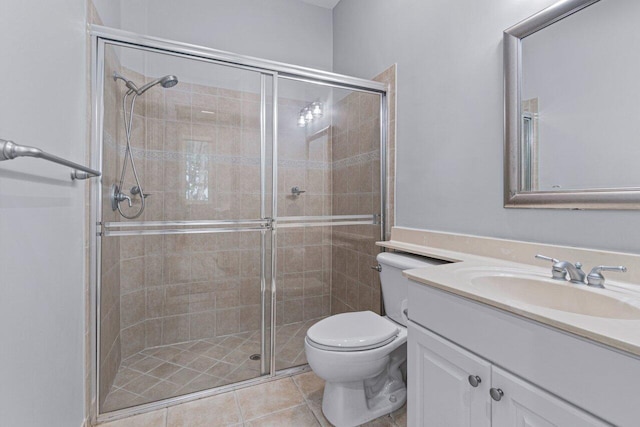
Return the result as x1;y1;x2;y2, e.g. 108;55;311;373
103;318;321;412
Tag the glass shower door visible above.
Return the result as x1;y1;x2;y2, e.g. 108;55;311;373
273;78;384;371
98;41;273;413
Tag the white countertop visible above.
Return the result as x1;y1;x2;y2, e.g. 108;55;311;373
378;239;640;357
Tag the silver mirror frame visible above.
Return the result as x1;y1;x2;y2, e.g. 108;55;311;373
504;0;640;209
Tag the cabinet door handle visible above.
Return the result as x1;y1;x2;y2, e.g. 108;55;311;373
490;388;504;401
468;375;481;387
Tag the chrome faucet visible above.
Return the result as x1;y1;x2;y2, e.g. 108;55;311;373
535;255;628;289
535;254;585;284
554;260;586;284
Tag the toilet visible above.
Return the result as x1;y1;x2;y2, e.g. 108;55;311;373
305;252;446;427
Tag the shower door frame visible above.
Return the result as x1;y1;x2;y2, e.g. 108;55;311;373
90;25;388;423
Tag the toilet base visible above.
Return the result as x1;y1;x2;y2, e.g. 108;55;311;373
321;348;406;427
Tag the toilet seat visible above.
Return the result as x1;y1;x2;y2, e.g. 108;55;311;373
307;311;399;352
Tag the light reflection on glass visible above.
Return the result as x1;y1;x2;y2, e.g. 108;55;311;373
185;140;209;201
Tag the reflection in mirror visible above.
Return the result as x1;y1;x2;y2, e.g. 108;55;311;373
521;98;538;192
504;0;640;209
521;0;640;192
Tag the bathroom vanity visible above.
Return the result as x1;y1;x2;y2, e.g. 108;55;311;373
406;283;635;426
378;227;640;427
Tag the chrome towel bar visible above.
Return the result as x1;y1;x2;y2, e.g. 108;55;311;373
0;139;101;180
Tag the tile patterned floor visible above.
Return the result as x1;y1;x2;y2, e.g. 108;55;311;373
99;371;407;427
103;319;321;412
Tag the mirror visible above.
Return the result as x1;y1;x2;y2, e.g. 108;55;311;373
504;0;640;209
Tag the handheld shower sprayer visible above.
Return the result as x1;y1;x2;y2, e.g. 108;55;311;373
113;72;178;95
111;72;178;219
137;75;179;94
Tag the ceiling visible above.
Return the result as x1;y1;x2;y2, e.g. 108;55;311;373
300;0;341;9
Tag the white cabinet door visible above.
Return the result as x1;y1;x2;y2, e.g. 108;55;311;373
408;321;491;427
491;366;610;427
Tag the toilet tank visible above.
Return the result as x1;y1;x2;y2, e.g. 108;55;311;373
376;252;448;326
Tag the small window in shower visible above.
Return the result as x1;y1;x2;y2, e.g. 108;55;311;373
185;139;209;201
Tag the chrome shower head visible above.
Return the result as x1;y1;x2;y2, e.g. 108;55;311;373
160;75;179;88
136;75;179;95
113;72;178;95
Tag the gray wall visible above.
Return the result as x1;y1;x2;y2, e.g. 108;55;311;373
333;0;640;254
0;0;87;426
93;0;334;71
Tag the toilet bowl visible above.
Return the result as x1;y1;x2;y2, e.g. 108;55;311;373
305;252;447;427
305;312;407;426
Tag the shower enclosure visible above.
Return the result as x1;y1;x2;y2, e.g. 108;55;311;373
90;26;387;420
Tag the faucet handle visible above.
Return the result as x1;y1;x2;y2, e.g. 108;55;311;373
535;254;559;263
586;265;627;288
115;192;133;207
291;186;306;196
535;254;567;280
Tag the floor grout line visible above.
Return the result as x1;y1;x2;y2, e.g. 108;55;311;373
243;402;312;425
162;406;169;427
232;390;245;424
292;379;322;426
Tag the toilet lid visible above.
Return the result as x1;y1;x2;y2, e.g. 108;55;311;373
307;311;399;351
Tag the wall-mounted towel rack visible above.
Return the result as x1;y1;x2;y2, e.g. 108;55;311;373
0;139;101;180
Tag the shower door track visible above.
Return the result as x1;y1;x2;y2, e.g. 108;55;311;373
90;25;388;423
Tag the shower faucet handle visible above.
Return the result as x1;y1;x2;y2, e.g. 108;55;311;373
291;186;306;196
118;193;133;207
131;185;151;199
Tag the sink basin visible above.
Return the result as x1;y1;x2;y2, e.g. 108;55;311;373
456;268;640;320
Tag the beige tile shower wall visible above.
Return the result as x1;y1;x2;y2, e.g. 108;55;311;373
330;65;396;315
139;82;263;223
117;233;262;350
275;98;332;327
276;228;332;326
99;45;123;405
108;74;267;354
